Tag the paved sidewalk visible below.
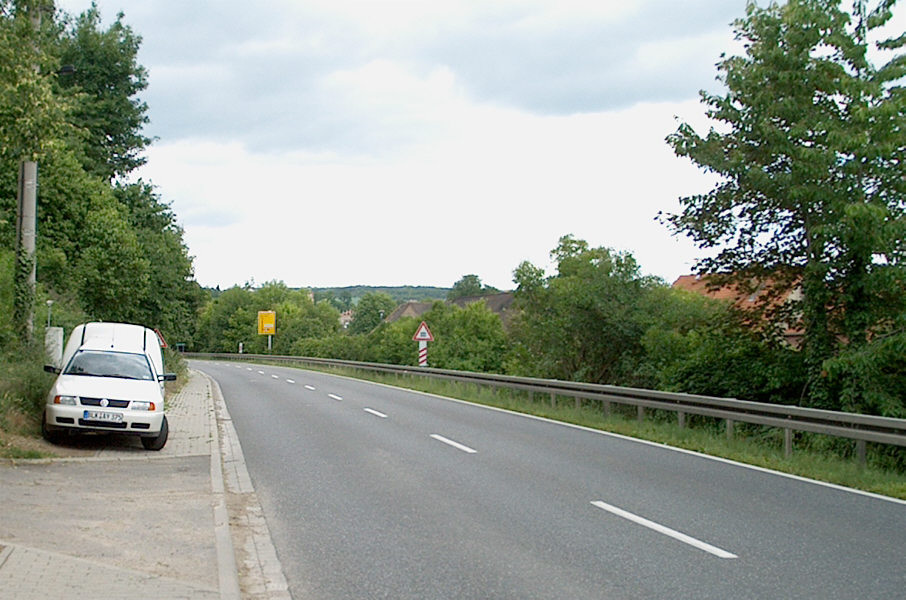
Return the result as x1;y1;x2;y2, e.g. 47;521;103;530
0;369;289;600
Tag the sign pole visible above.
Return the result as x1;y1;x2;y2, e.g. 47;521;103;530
412;321;434;368
418;340;428;367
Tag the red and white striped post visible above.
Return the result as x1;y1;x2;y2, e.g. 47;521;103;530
412;321;434;367
418;341;428;366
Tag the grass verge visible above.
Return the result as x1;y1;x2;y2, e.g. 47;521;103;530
0;343;57;459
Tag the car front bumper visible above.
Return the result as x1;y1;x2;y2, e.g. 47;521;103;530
44;404;165;436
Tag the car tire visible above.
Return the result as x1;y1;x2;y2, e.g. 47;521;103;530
41;410;61;445
141;415;168;451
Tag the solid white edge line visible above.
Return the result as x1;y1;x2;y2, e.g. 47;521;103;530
430;434;477;454
328;393;343;401
591;501;737;559
364;408;388;418
198;362;906;507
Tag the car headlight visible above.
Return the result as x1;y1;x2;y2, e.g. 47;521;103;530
131;401;155;411
53;395;78;405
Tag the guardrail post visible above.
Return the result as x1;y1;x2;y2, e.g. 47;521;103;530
574;396;581;410
637;406;645;422
726;419;734;440
856;440;867;468
603;401;612;418
784;428;792;458
550;392;556;408
677;411;686;429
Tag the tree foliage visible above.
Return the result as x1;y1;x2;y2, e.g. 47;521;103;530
417;301;507;372
55;4;150;180
447;274;499;300
348;292;396;335
508;235;661;384
664;0;906;410
195;282;340;353
0;2;202;348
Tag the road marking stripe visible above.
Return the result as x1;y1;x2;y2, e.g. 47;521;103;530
364;408;388;418
304;385;316;391
590;501;737;559
272;375;279;379
430;434;477;454
258;370;265;375
328;394;343;401
286;379;295;384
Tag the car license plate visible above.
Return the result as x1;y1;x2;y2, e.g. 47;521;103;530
84;410;123;423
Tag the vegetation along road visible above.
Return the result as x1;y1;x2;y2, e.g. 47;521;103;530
198;360;906;600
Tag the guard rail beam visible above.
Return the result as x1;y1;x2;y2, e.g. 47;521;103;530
186;353;906;457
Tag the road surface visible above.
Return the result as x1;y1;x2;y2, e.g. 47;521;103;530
195;360;906;599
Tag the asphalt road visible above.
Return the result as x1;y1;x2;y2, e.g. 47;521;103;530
194;360;906;600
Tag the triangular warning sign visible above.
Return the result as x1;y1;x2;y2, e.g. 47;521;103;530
412;321;434;342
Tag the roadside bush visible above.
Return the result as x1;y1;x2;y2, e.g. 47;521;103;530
823;331;906;418
292;334;371;362
0;343;55;431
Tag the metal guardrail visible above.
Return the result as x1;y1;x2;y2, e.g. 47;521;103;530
187;353;906;460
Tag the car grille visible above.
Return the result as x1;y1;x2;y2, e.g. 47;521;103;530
79;397;130;408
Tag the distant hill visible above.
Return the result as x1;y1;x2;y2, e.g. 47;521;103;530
204;285;450;304
311;286;450;304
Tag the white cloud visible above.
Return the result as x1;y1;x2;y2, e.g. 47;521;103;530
59;0;750;289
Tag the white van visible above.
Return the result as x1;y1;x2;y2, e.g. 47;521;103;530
43;322;175;450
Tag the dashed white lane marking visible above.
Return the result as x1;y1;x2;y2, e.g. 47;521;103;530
258;370;265;375
364;408;388;418
271;374;279;379
590;500;737;559
328;394;343;401
430;434;477;454
286;379;295;384
304;385;316;391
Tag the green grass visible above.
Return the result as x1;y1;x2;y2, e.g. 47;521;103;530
267;361;906;501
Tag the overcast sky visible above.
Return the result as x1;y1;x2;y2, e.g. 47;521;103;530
56;0;749;290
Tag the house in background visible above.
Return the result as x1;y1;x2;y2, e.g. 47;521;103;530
383;301;435;323
384;292;516;329
672;274;804;346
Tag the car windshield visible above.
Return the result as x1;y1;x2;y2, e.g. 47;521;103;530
63;350;154;380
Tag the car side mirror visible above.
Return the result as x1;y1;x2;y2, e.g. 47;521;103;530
44;364;61;374
160;373;177;382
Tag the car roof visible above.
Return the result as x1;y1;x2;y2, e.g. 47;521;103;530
77;322;151;354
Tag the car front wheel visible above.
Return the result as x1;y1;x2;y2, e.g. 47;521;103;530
141;415;168;451
41;411;62;445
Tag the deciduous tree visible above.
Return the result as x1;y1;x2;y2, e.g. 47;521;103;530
664;0;906;408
